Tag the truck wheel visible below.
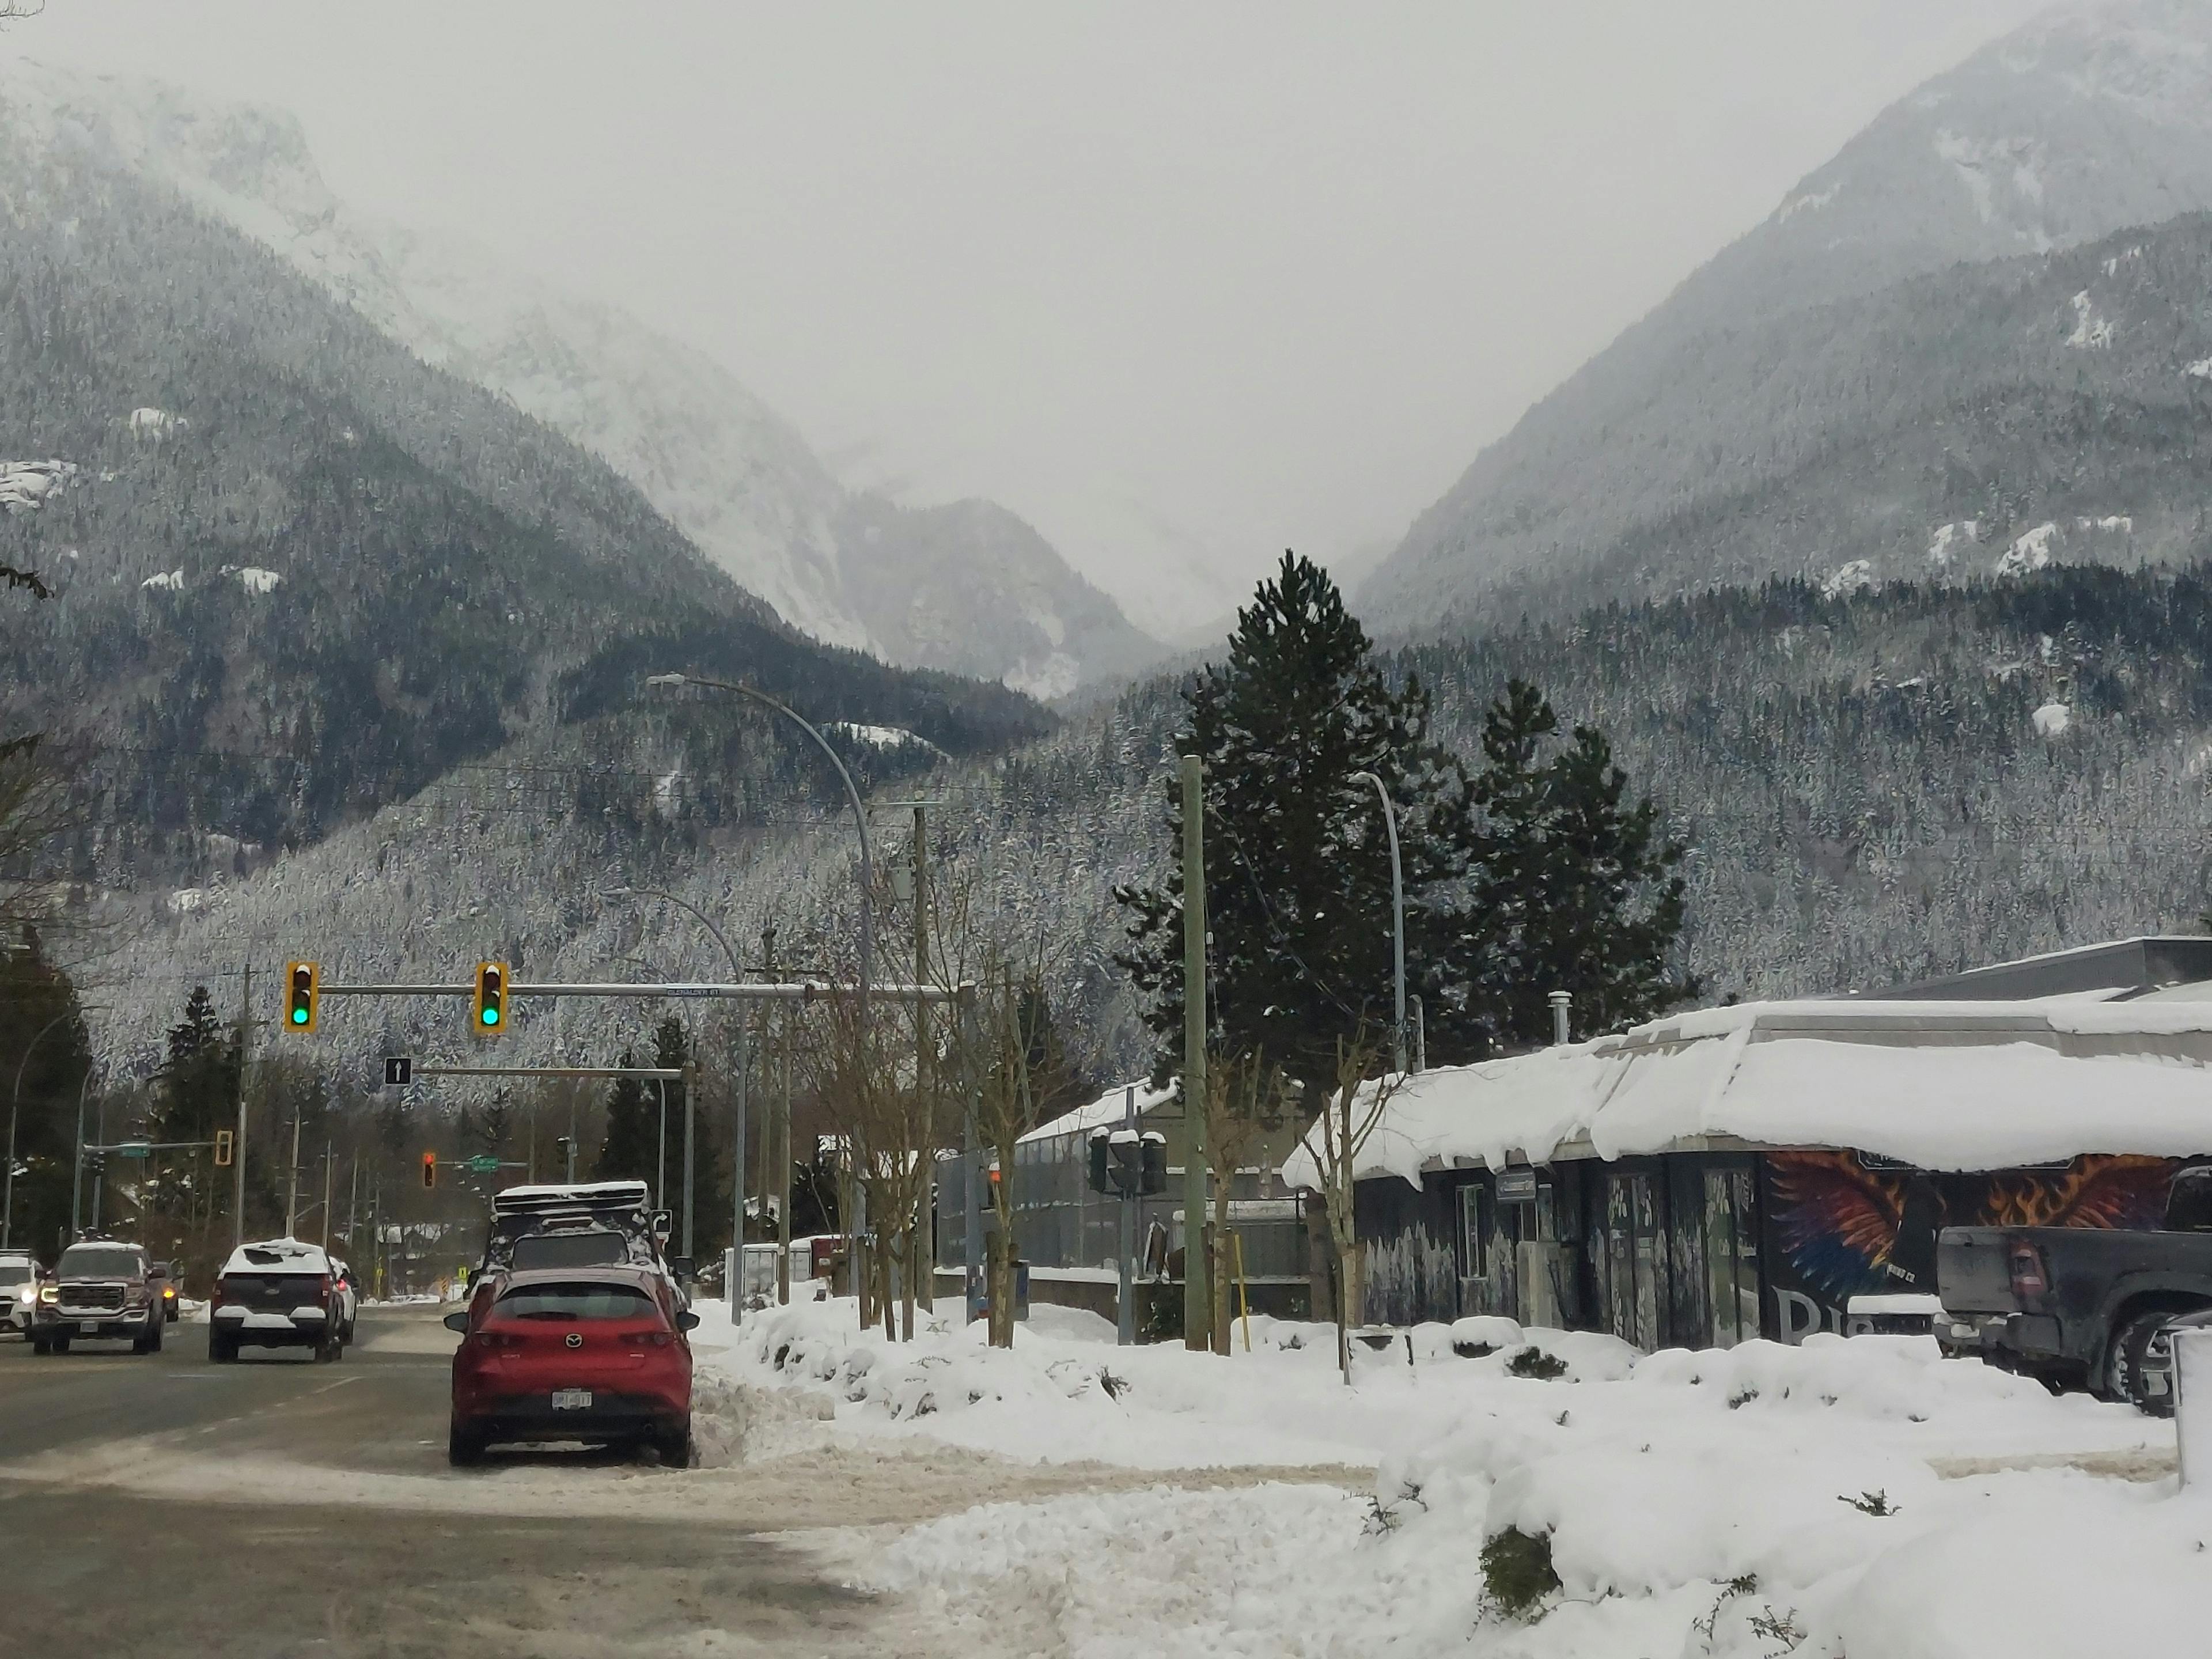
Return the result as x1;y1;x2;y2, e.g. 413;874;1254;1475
209;1332;234;1363
314;1327;340;1363
30;1334;49;1355
47;1334;69;1355
2107;1309;2179;1413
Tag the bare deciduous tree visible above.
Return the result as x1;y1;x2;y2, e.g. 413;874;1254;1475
1302;1031;1403;1384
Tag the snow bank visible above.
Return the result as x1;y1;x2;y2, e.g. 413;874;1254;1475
781;1301;2188;1659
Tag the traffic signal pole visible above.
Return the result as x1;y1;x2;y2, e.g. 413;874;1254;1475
234;964;251;1252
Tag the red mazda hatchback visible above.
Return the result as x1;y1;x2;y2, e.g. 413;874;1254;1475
444;1264;698;1467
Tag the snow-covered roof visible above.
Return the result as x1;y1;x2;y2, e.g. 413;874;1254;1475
1281;993;2212;1189
1020;1080;1180;1147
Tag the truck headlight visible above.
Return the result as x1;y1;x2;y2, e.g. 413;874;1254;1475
37;1284;56;1304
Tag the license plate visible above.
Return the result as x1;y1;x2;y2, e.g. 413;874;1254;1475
551;1389;592;1410
80;1320;98;1334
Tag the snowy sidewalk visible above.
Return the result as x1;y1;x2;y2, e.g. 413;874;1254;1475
711;1298;2205;1658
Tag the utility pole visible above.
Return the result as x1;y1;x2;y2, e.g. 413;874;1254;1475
681;1056;697;1262
1118;1084;1138;1346
233;964;252;1252
285;1112;301;1239
766;927;791;1306
960;982;982;1320
346;1159;358;1255
730;1022;748;1320
321;1142;333;1249
913;802;933;1311
1181;754;1211;1351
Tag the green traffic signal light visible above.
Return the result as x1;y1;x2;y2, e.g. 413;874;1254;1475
474;961;507;1036
283;961;319;1033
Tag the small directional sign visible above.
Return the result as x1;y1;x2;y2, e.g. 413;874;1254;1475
384;1056;412;1087
465;1154;501;1175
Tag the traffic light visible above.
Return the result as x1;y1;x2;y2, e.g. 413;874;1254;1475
1139;1132;1168;1196
1087;1130;1112;1195
422;1150;437;1190
213;1129;234;1168
472;961;507;1036
283;960;319;1032
1109;1131;1142;1194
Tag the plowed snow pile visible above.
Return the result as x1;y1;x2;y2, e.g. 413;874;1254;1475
718;1300;2204;1658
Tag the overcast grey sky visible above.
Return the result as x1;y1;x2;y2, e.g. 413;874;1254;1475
21;1;2050;632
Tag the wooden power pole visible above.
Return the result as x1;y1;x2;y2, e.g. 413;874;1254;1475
1181;754;1211;1350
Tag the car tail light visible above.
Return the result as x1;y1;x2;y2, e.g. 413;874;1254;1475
475;1330;526;1350
641;1331;673;1348
2008;1238;2049;1301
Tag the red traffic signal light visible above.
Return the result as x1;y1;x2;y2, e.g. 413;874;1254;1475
422;1150;437;1190
283;960;319;1032
472;961;508;1036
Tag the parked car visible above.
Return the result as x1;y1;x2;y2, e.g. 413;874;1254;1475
1937;1161;2212;1410
31;1238;165;1354
329;1259;359;1343
444;1264;698;1467
210;1238;346;1362
0;1249;39;1337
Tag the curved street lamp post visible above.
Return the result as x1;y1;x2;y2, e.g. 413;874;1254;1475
1351;771;1407;1076
646;672;875;1305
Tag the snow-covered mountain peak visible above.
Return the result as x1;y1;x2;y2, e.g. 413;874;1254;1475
0;57;1161;690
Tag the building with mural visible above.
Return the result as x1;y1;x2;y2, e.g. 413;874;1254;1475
1281;937;2212;1349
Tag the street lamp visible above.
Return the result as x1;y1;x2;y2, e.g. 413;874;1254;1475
649;670;876;1317
643;673;874;1016
1351;771;1407;1075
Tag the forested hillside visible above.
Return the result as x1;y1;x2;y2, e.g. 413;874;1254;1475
0;109;1049;898
99;561;2212;1082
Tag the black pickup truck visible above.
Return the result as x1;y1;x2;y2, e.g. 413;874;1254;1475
1937;1162;2212;1410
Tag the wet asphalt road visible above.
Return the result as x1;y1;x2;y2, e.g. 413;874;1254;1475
0;1308;881;1659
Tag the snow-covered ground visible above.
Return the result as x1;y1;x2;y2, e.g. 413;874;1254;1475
709;1297;2204;1658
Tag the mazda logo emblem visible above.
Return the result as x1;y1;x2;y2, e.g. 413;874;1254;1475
565;1332;582;1349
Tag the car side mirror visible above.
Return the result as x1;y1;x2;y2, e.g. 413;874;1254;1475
676;1310;700;1332
442;1312;470;1334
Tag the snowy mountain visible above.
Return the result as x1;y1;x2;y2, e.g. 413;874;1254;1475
0;58;1160;691
0;71;1048;922
1361;0;2212;633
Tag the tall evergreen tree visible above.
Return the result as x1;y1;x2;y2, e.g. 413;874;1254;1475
153;986;239;1150
1115;552;1483;1090
0;927;90;1258
1455;680;1695;1048
593;1047;654;1186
